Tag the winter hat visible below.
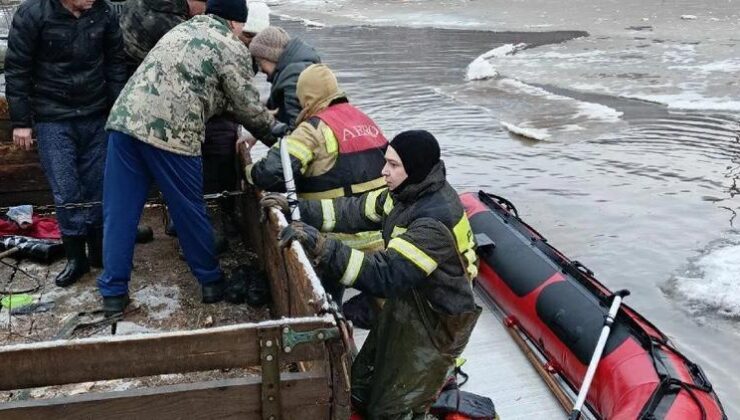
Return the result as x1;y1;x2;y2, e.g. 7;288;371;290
389;130;441;184
206;0;247;22
249;26;290;63
243;0;270;34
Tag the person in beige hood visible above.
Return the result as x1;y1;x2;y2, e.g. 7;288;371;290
246;64;389;253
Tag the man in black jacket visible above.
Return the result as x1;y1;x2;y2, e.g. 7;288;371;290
5;0;127;287
272;130;480;417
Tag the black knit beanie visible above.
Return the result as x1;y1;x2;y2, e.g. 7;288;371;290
206;0;247;23
389;130;441;185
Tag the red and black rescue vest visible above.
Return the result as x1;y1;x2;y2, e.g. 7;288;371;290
297;102;388;199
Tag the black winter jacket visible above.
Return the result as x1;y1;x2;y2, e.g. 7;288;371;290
4;0;127;128
300;162;479;315
266;38;320;128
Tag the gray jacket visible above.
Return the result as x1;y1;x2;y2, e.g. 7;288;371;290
266;38;321;128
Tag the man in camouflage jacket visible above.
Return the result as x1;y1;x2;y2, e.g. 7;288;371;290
98;0;278;314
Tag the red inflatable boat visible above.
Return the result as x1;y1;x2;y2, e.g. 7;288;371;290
462;191;727;420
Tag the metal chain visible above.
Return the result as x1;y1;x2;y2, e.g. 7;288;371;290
0;190;247;215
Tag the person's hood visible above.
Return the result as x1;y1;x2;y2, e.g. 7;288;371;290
391;161;447;204
142;0;189;15
273;38;320;75
295;63;346;125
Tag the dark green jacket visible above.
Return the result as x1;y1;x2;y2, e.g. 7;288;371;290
301;161;478;314
119;0;188;66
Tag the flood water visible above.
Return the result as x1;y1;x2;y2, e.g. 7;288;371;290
278;19;740;415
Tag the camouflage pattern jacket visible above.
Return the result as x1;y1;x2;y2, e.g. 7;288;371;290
119;0;189;66
106;14;275;156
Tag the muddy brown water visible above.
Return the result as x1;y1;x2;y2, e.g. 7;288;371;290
281;20;740;414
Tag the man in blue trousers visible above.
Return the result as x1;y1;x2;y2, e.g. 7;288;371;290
98;0;279;315
4;0;127;287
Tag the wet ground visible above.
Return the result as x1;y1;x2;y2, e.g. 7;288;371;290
272;15;740;416
0;206;269;401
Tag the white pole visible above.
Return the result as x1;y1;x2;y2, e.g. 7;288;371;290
569;289;630;420
279;137;301;221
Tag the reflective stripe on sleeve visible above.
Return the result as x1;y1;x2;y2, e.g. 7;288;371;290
339;248;364;286
387;237;438;275
285;138;314;173
364;189;383;223
320;199;336;232
322;127;339;155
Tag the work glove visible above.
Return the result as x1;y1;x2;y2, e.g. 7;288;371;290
271;121;289;138
259;192;290;223
278;221;326;262
260;121;289;147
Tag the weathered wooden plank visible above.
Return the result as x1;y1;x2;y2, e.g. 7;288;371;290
0;162;48;192
0;190;54;208
0;96;11;143
0;371;331;420
263;208;293;317
0;320;334;391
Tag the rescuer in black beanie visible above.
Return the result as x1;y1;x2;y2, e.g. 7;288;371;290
389;130;441;186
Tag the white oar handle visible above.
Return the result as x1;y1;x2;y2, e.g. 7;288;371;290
279;136;301;221
569;289;630;420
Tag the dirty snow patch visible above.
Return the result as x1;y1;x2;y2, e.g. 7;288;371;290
112;321;161;336
574;101;623;122
466;43;526;81
666;238;740;319
132;285;181;321
500;121;552;141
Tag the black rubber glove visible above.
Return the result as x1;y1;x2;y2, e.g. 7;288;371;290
278;221;326;261
259;193;290;223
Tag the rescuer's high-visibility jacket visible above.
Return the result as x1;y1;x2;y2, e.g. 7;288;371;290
299;161;481;417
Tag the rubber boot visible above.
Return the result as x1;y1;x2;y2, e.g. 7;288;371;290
87;228;103;268
202;278;226;304
54;236;90;287
103;294;130;317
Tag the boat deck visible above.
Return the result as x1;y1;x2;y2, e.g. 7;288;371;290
350;288;564;419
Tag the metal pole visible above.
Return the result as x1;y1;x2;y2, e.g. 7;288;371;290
279;137;301;221
569;289;630;420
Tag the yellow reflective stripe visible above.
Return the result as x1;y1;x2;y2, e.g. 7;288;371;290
286;138;313;173
340;249;364;286
364;189;383;223
320;199;336;232
328;231;384;251
391;225;407;238
299;188;344;200
298;179;386;201
323;127;338;155
453;214;479;280
350;177;386;194
383;194;394;215
388;237;437;275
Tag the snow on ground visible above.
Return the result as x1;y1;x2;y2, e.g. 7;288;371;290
132;284;181;321
465;43;526;81
666;234;740;319
500;121;552;142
